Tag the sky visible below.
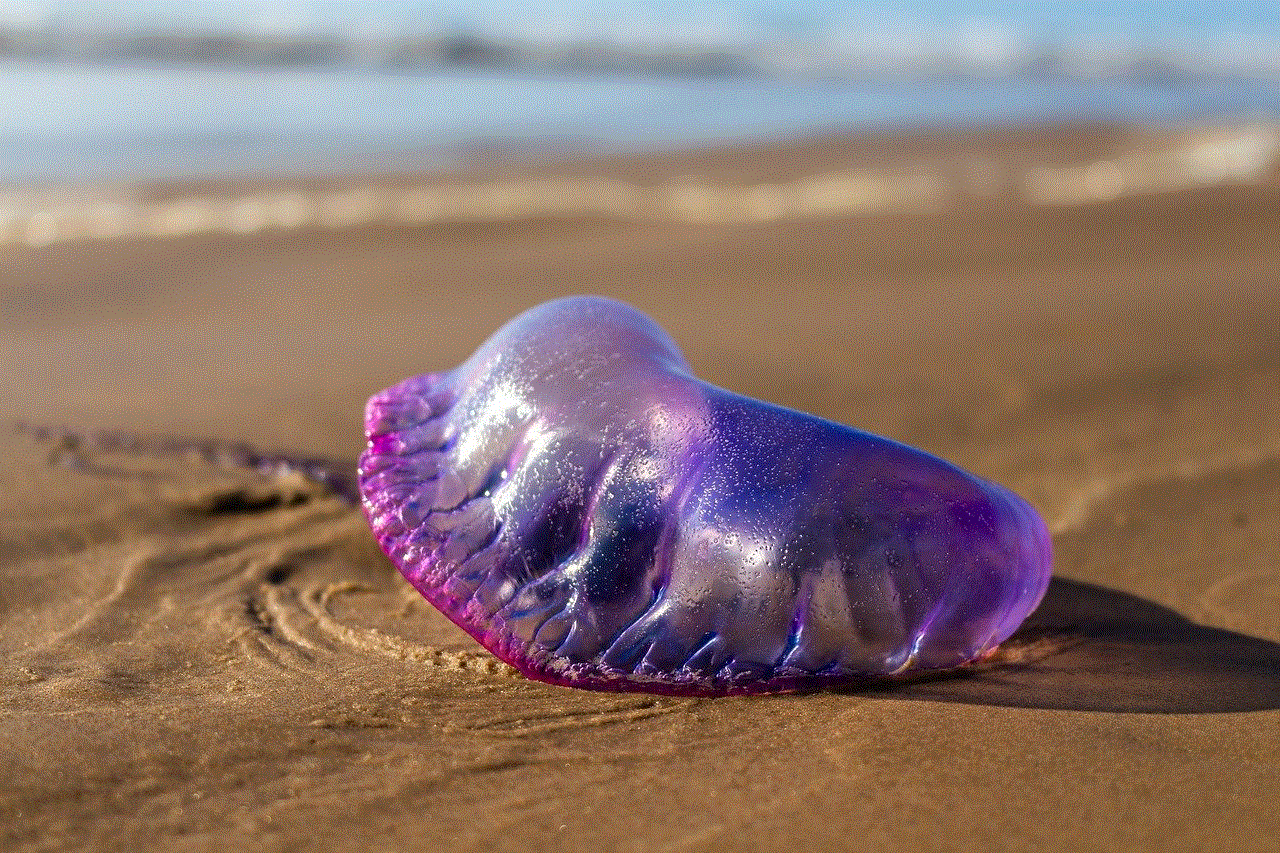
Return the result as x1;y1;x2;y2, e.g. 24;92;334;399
0;2;1274;40
0;1;1277;74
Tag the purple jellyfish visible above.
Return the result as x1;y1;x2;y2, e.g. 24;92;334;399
360;297;1052;695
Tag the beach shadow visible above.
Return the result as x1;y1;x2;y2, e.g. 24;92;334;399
868;578;1280;713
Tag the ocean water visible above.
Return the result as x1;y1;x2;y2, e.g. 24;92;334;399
3;61;1280;185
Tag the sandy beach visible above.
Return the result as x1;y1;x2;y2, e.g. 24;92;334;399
1;124;1277;852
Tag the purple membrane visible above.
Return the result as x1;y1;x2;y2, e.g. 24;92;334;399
360;297;1052;695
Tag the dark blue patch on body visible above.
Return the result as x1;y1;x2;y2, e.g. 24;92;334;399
580;497;664;604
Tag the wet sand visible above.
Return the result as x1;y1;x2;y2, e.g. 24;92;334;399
1;125;1278;852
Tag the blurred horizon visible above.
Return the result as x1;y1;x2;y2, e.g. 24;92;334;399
2;2;1279;189
2;1;1279;81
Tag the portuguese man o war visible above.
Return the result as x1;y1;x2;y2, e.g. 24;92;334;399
359;297;1053;695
